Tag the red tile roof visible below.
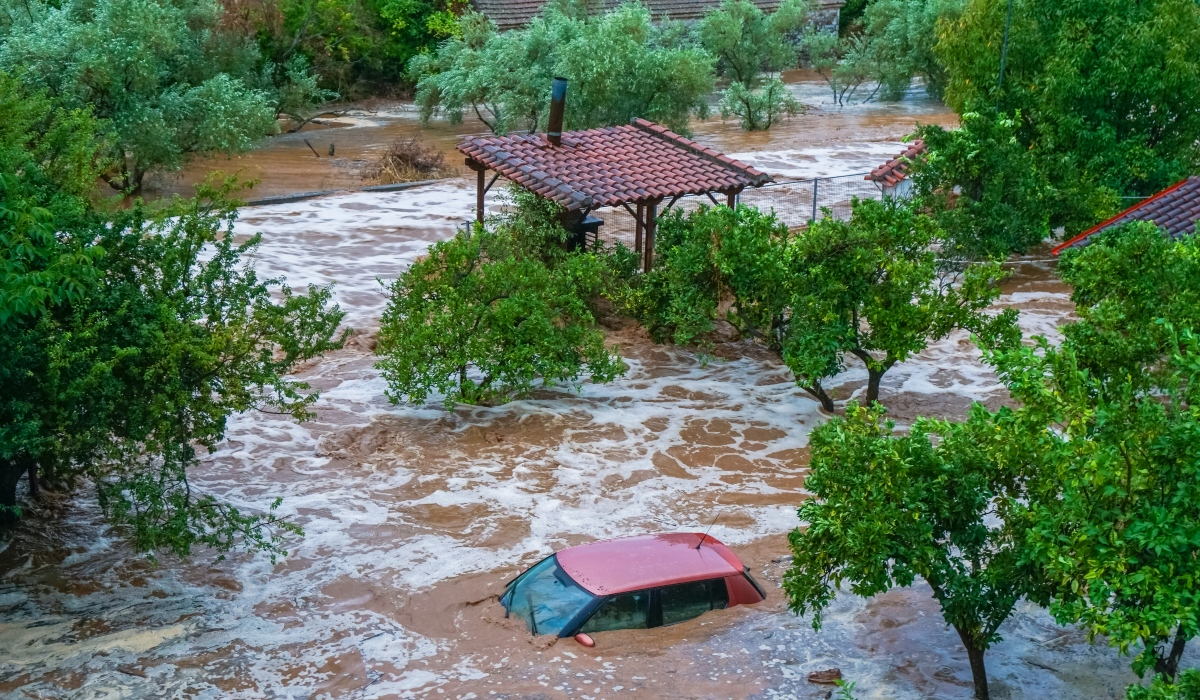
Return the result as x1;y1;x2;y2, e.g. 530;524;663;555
473;0;844;30
1051;176;1200;255
457;118;771;210
865;140;926;187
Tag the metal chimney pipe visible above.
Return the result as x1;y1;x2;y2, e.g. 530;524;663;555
547;77;567;146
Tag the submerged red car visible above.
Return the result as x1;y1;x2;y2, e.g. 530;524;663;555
500;533;766;643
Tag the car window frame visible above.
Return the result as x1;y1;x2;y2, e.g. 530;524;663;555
500;554;601;637
568;577;733;635
658;577;729;627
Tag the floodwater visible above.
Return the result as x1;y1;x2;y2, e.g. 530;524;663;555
2;77;1187;699
145;71;957;201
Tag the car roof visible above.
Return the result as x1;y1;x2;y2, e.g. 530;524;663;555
555;533;746;596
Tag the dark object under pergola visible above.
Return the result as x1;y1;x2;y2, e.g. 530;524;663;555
457;118;772;271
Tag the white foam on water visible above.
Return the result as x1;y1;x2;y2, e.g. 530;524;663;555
731;142;909;180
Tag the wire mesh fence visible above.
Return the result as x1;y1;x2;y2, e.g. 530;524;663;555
593;172;883;252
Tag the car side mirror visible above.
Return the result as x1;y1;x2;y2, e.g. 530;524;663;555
573;633;595;648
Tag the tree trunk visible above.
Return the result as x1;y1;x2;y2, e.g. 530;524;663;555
0;457;23;527
866;368;884;405
804;382;835;412
1155;629;1188;680
955;627;990;700
26;459;40;501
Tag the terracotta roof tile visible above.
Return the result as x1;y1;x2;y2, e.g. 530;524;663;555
1052;176;1200;254
472;0;844;30
457;118;771;210
864;140;926;187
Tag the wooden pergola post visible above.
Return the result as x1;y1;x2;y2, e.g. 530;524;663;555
476;168;485;223
635;202;644;254
643;198;661;272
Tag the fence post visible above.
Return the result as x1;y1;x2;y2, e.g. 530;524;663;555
811;178;819;224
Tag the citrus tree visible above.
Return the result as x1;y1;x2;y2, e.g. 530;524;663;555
784;400;1040;700
376;189;626;408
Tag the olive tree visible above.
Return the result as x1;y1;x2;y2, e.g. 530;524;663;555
409;3;714;135
0;0;280;193
696;0;806;129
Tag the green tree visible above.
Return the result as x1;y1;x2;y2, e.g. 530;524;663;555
718;78;801;131
994;334;1200;682
696;0;808;87
783;198;1014;408
2;139;347;560
936;0;1200;232
376;189;625;408
910;111;1050;258
1057;221;1200;389
617;199;1015;411
858;0;962;100
802;28;879;106
989;225;1200;681
409;3;714;135
0;0;280;193
783;401;1038;700
1128;670;1200;700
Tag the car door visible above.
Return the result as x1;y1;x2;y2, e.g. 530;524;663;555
658;578;729;626
577;589;652;633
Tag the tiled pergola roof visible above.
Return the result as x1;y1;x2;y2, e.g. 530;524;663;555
865;140;926;187
457;118;771;211
1053;176;1200;254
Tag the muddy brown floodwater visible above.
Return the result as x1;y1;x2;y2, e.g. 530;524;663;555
3;77;1192;699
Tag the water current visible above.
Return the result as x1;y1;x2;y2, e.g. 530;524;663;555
4;77;1191;699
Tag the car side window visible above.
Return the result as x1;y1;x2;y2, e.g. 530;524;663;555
660;578;729;626
579;590;651;633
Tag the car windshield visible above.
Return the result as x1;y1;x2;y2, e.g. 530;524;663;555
503;555;595;636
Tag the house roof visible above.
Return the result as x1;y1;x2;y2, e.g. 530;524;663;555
555;533;746;595
1051;176;1200;255
457;118;771;210
472;0;845;30
865;139;926;187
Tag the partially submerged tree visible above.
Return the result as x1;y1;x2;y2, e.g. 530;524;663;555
696;0;807;130
785;198;1015;408
0;96;347;557
618;199;1015;411
376;189;626;408
784;401;1038;700
409;3;714;135
696;0;808;87
993;224;1200;681
718;78;801;131
857;0;962;100
997;336;1200;684
2;183;347;555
